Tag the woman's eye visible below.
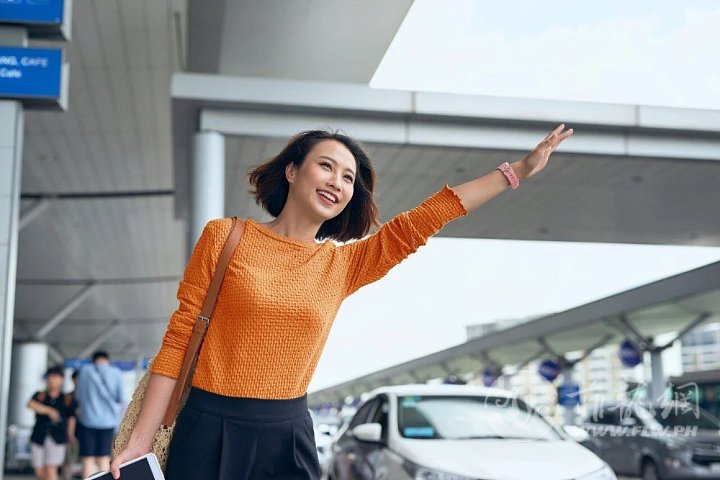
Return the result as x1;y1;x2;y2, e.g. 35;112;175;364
344;175;354;182
321;162;331;169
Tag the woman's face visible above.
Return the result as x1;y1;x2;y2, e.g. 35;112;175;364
286;140;356;222
46;373;63;391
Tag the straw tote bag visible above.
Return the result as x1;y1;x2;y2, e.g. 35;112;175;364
113;217;244;470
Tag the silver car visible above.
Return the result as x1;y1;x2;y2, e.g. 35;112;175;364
327;384;615;480
583;401;720;480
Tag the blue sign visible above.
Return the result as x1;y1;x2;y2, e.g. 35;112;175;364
483;368;499;387
619;339;643;367
63;358;90;371
558;383;581;407
0;46;63;100
64;358;136;372
0;0;64;25
538;359;561;382
112;360;136;372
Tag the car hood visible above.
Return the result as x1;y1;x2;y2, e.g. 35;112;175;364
646;429;720;444
397;438;606;480
689;430;720;442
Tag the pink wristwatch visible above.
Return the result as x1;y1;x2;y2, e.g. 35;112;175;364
496;162;520;190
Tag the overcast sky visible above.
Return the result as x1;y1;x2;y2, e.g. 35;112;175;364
311;240;720;392
371;0;720;110
309;1;720;392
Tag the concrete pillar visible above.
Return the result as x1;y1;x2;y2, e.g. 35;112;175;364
0;98;24;473
0;99;24;478
561;366;577;426
189;131;225;256
649;349;666;402
8;343;48;428
1;27;29;474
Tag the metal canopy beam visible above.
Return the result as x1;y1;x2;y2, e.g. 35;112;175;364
35;283;95;340
173;73;720;162
19;197;55;231
78;320;120;358
48;345;64;364
660;312;712;350
174;74;720;136
199;107;720;162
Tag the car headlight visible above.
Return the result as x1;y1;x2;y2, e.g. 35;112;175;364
576;465;617;480
403;460;475;480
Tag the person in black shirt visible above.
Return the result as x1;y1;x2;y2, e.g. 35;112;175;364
27;365;78;480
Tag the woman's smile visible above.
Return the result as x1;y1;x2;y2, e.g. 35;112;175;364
317;189;339;205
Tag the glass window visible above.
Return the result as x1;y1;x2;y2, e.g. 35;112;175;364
652;405;720;430
396;395;562;441
587;408;620;425
368;396;389;442
350;400;376;429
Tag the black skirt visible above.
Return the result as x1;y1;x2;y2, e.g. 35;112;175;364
166;387;321;479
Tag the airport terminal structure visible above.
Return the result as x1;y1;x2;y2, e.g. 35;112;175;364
1;0;719;475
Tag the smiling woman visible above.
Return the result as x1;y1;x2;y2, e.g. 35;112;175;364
247;131;380;243
110;126;572;480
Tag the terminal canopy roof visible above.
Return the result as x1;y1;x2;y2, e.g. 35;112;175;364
309;261;720;405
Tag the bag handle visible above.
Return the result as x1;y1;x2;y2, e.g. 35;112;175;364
162;217;245;426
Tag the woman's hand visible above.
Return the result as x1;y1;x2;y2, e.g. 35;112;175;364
46;407;61;424
110;441;151;479
108;373;176;478
512;124;573;180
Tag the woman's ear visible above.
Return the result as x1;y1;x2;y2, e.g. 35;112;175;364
285;162;297;184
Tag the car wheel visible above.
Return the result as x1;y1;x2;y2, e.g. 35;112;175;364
642;459;661;480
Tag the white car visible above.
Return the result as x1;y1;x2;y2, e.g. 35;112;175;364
327;384;615;480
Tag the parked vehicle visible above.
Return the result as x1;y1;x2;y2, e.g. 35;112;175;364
311;410;345;476
583;401;720;479
327;384;614;480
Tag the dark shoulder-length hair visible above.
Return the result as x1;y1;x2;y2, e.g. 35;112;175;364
247;130;380;242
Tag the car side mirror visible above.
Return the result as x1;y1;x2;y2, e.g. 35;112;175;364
352;423;382;443
563;425;590;443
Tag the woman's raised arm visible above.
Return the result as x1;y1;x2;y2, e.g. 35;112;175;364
340;124;573;296
451;124;573;212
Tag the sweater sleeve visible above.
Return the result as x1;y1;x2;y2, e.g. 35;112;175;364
149;218;231;379
341;185;467;297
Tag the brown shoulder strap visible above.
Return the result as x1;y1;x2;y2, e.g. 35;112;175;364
162;217;245;426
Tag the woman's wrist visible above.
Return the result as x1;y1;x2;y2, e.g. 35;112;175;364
510;159;531;181
128;430;155;450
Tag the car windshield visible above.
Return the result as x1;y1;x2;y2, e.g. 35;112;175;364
397;395;562;441
651;405;720;430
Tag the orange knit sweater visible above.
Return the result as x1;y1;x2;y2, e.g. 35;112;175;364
150;185;467;399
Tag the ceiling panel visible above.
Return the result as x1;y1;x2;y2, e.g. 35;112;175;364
224;136;720;246
17;0;184;359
